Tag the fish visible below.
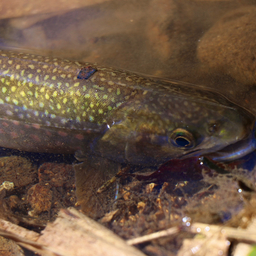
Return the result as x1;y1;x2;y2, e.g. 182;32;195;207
0;49;254;166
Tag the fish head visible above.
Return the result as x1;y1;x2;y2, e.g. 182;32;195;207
96;88;255;165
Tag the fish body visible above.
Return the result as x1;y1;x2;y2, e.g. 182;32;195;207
0;50;254;165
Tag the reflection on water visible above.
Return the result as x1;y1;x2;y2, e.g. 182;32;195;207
0;0;255;113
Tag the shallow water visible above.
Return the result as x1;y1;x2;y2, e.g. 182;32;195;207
0;1;256;255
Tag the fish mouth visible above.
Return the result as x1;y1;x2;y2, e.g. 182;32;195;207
206;132;256;162
178;131;256;162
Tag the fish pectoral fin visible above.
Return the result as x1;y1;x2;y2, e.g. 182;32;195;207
74;156;119;218
124;139;148;165
91;123;132;162
100;122;131;143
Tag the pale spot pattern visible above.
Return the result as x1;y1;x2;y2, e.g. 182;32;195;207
0;49;238;147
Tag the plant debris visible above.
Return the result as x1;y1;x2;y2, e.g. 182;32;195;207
0;156;256;255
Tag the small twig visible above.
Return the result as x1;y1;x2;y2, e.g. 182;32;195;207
97;166;130;194
127;227;179;245
127;221;256;245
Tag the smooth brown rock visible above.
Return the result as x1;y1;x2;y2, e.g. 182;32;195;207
198;6;256;85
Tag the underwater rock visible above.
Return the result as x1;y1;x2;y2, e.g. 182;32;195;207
197;6;256;85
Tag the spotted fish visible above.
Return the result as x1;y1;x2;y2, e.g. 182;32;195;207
0;50;254;165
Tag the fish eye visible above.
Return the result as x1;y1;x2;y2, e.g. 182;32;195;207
169;128;195;149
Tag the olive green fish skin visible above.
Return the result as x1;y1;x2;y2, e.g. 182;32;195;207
0;50;253;165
